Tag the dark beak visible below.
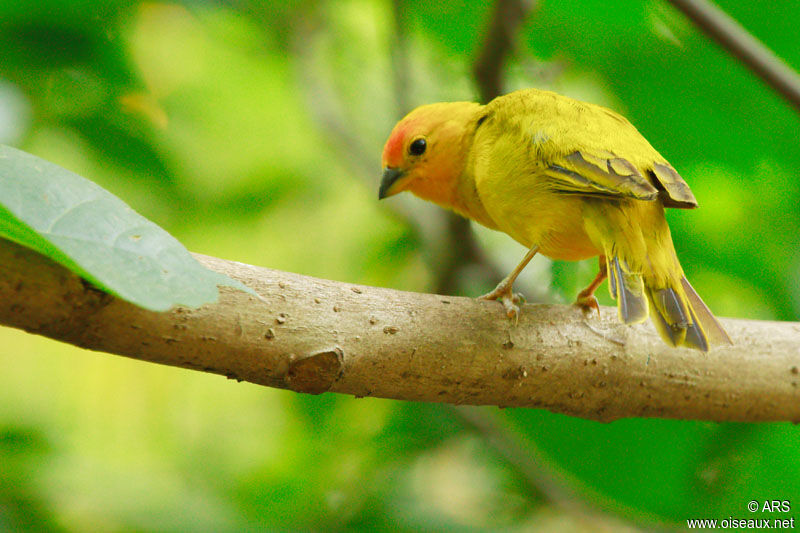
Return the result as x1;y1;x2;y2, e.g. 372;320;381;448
378;167;405;200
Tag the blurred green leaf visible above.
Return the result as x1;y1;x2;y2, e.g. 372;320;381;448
506;409;800;526
0;426;63;532
0;144;254;311
404;0;493;57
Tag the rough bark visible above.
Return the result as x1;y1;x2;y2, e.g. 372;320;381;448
1;238;799;422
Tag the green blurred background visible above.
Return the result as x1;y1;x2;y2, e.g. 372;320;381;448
1;0;799;530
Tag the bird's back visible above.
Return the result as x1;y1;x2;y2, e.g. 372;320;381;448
482;88;668;169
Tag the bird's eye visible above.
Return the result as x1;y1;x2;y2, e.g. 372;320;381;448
409;138;427;156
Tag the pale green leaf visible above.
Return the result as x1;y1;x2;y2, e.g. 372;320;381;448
0;145;256;311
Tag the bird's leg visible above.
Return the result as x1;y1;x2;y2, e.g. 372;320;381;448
575;256;607;316
479;245;539;322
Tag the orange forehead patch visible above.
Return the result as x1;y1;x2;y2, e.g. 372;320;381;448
382;119;415;168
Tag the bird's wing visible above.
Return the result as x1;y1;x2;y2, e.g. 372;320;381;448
543;151;697;208
649;162;698;208
480;89;699;208
544;151;657;200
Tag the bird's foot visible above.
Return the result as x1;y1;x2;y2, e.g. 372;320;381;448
479;283;526;324
574;293;600;317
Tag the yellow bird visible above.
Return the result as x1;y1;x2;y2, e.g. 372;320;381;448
379;88;731;351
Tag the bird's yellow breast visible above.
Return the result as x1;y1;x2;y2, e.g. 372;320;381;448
466;109;601;260
473;164;600;260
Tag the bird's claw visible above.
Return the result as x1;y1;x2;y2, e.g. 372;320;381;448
500;292;525;324
574;294;600;317
480;287;525;324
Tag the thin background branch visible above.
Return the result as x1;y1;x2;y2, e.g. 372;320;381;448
450;406;646;532
390;0;412;117
668;0;800;113
473;0;535;103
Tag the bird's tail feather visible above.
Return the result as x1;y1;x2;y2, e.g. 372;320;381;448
605;255;731;351
606;256;648;325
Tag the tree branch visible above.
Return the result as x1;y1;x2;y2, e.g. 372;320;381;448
667;0;800;113
3;239;799;422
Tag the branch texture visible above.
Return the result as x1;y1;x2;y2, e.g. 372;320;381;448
1;238;799;423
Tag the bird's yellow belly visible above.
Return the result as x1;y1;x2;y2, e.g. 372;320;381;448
539;226;600;261
489;192;601;261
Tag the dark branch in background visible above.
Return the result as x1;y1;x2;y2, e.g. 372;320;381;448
473;0;535;103
450;406;561;504
668;0;800;113
434;0;537;296
431;0;537;295
433;215;498;295
450;406;646;530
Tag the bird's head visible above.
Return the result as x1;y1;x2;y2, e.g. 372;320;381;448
379;101;481;207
